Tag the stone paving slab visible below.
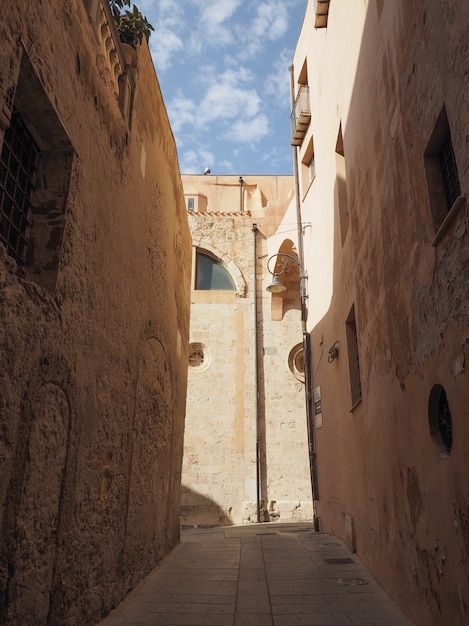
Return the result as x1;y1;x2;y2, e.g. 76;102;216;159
98;523;414;626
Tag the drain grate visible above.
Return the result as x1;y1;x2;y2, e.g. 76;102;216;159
337;577;369;586
324;557;354;565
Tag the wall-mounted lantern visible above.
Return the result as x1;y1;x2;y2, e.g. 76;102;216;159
266;252;304;295
328;340;339;363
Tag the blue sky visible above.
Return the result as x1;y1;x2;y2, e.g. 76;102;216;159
138;0;307;175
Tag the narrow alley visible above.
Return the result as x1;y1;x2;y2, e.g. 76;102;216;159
99;523;413;626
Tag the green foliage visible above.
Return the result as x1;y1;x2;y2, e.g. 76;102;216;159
109;0;154;48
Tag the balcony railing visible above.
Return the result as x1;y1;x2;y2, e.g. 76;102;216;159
290;85;311;146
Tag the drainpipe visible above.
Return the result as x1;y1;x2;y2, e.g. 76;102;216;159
252;223;261;523
239;176;244;213
289;64;320;531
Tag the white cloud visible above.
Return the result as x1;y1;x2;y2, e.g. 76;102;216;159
150;27;184;72
261;144;292;171
199;148;215;167
145;1;187;71
167;94;197;133
252;3;289;41
234;1;290;61
136;0;158;13
190;0;242;46
178;149;199;173
178;147;215;174
150;0;184;19
225;113;269;143
143;0;306;174
198;81;260;127
168;66;269;151
264;48;292;107
218;158;235;172
198;0;241;30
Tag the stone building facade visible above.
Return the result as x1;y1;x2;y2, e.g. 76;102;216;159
289;1;469;625
181;174;314;526
0;2;191;624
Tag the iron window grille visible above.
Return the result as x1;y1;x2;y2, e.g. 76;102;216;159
346;305;362;409
0;109;37;264
290;85;311;146
428;384;453;458
424;106;465;241
437;388;453;453
438;132;461;211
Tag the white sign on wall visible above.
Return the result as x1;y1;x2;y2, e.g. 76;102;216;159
314;386;323;428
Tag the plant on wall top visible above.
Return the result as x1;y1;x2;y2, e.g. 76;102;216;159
109;0;154;49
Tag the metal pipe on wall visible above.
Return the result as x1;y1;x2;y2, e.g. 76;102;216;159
289;64;320;530
252;222;261;523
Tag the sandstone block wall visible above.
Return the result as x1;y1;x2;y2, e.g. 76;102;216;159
0;2;191;624
181;175;313;527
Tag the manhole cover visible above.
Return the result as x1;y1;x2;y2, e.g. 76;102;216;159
337;577;369;586
319;542;342;547
324;557;354;565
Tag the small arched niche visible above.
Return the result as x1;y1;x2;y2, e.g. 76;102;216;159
270;239;301;321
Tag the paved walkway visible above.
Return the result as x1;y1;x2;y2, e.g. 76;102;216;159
99;522;414;626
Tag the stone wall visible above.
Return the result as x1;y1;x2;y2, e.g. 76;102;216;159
0;2;191;624
181;175;313;526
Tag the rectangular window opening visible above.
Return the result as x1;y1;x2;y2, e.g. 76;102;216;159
0;50;75;292
335;123;349;246
346;305;362;409
301;136;315;196
424;106;463;237
438;133;461;210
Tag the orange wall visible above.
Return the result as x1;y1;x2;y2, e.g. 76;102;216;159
294;1;469;625
0;2;191;623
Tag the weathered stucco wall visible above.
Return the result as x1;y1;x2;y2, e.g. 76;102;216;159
0;2;191;624
181;175;313;526
293;1;469;625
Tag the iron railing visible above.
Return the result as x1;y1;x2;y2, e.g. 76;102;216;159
290;85;311;146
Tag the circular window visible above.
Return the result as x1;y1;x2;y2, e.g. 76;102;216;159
288;343;305;382
428;384;453;458
188;342;210;372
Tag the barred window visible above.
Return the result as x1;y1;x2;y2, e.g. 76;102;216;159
424;106;463;238
346;304;362;410
0;110;38;264
0;50;74;291
438;132;461;211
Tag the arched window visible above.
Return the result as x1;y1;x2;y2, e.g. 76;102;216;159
195;251;235;291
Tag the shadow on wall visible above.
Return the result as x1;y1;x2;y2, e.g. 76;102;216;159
180;485;233;528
